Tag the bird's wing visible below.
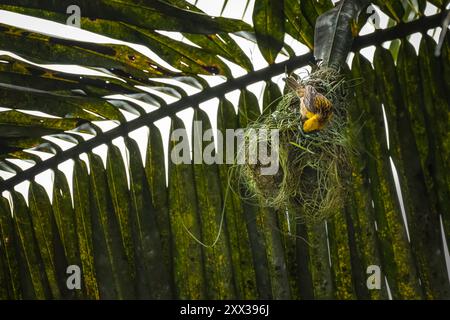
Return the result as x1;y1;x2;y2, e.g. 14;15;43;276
313;93;332;117
303;85;319;113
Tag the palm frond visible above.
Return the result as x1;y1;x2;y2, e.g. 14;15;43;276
0;0;449;300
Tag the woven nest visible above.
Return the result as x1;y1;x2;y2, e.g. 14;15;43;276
231;67;356;223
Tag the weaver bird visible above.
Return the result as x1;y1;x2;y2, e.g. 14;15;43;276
285;77;333;133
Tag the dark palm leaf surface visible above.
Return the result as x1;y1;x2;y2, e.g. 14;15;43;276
0;0;449;299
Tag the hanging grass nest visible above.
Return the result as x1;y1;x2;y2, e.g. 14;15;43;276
232;67;355;223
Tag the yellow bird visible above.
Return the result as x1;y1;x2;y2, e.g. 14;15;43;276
285;77;333;133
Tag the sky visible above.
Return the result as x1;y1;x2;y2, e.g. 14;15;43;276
0;0;448;287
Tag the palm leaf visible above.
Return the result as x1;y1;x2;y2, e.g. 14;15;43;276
0;1;449;301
